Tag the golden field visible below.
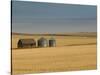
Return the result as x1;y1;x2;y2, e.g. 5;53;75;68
12;32;97;75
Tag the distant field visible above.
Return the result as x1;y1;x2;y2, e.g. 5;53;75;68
12;32;97;75
12;32;96;48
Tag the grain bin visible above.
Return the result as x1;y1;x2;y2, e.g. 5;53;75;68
38;37;48;47
49;38;56;47
17;39;36;48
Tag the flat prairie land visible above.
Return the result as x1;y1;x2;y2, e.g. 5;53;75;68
12;32;97;75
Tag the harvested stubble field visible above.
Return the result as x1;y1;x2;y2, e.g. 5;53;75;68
12;32;97;75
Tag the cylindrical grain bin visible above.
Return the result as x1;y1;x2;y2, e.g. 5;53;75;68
49;38;56;47
37;37;48;47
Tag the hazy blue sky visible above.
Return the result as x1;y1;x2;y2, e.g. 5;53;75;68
12;1;97;34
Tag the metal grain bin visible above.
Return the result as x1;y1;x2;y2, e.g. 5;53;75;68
17;39;36;48
49;38;56;47
38;37;48;47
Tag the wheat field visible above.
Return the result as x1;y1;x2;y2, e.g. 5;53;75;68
12;33;97;75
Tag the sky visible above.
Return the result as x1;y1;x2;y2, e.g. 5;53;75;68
12;1;97;34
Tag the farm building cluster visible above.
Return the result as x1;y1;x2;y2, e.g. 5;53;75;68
17;37;56;48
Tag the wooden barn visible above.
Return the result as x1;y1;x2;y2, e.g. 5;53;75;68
17;39;36;48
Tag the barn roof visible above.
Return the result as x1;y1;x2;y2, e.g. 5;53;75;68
18;39;36;44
